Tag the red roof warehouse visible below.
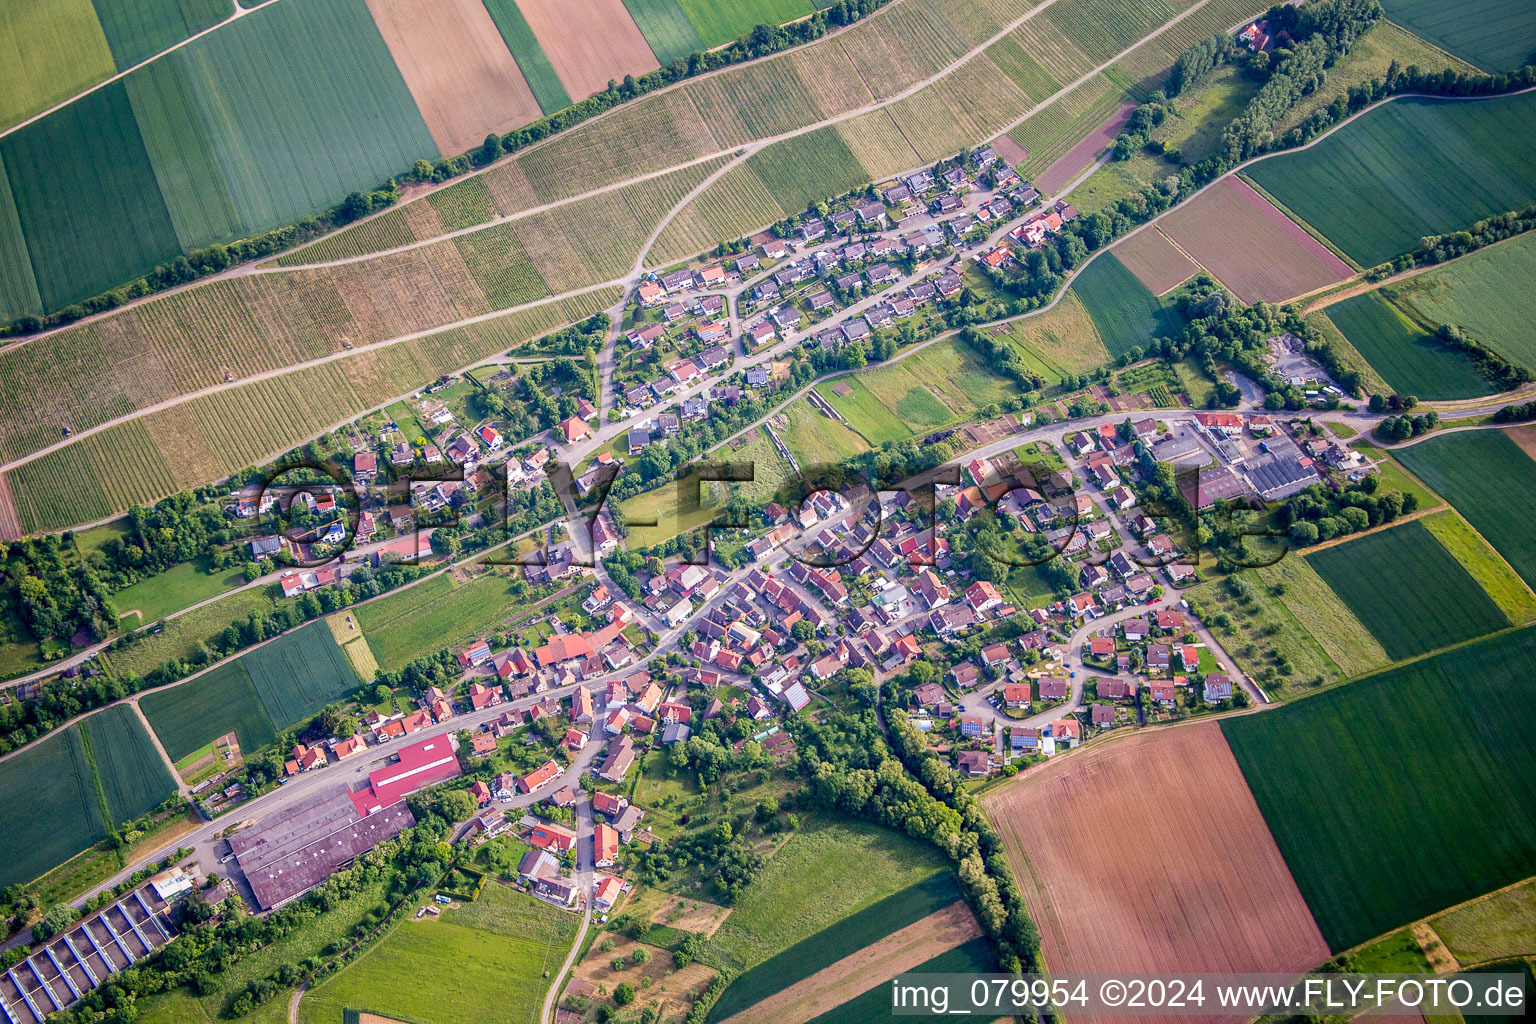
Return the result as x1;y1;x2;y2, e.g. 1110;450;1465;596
351;735;462;815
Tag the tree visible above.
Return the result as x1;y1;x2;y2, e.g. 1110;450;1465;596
613;982;636;1006
631;946;650;965
437;789;478;822
33;903;79;943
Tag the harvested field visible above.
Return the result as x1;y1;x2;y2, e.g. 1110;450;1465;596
991;133;1029;166
1158;177;1351;303
1111;226;1199;294
513;0;659;102
718;903;981;1024
365;0;543;155
1036;101;1135;194
986;723;1330;998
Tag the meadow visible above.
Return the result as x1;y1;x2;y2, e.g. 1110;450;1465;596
1378;0;1536;71
242;621;362;728
707;872;961;1022
1397;429;1536;589
780;399;870;470
1189;568;1353;697
1246;91;1536;268
816;338;1013;443
83;704;177;823
1304;519;1509;661
1388;231;1536;372
297;882;577;1024
0;726;105;888
353;572;522;672
1322;292;1490;400
139;659;279;763
700;816;950;974
1431;878;1536;964
103;586;277;681
1071;253;1184;357
1222;624;1536;951
817;379;914;445
112;560;248;623
993;290;1111;381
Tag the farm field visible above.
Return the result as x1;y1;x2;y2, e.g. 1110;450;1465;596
985;723;1330;979
0;0;114;133
622;0;705;65
1110;226;1199;295
1246;91;1536;268
92;0;231;70
991;290;1111;382
1222;624;1536;951
800;938;996;1024
1431;878;1536;964
699;816;950;975
1397;429;1536;589
1322;292;1490;400
242;621;362;729
1303;309;1392;397
480;0;571;114
354;572;522;672
1250;555;1391;682
1304;519;1509;661
1070;252;1184;358
1388;231;1536;372
1420;510;1536;625
297;882;578;1024
512;0;659;103
83;704;177;823
0;726;106;888
1377;0;1536;71
679;0;814;48
139;659;279;762
1157;177;1352;303
364;0;543;155
816;379;913;445
1035;101;1135;194
708;873;963;1022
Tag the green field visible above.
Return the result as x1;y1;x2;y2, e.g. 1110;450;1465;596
1247;92;1536;268
1322;292;1489;400
1431;878;1536;964
747;127;869;215
354;573;520;672
700;816;950;974
707;872;961;1022
1071;253;1184;358
623;0;705;65
804;937;997;1024
113;560;248;623
1421;510;1536;625
1378;0;1536;71
242;620;361;729
818;337;1019;445
92;0;232;70
1222;624;1536;951
0;726;106;888
100;586;275;680
0;79;182;310
481;0;572;114
298;882;578;1024
1397;430;1536;590
0;0;115;135
817;379;914;445
1304;519;1508;660
140;659;279;762
0;156;42;320
84;704;177;822
1389;231;1536;372
1252;555;1390;681
678;0;814;48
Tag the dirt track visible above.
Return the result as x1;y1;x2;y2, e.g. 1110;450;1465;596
984;722;1330;1024
716;902;983;1024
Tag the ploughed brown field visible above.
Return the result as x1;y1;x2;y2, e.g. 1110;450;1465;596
1037;103;1137;194
514;0;659;103
984;722;1329;1023
1158;176;1352;303
1111;225;1200;295
366;0;545;155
